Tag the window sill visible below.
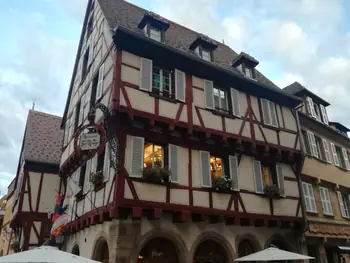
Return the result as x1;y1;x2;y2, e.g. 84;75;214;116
94;182;106;192
261;123;279;131
149;92;178;104
307;155;331;165
75;191;85;202
211;187;238;194
306;211;318;216
336;165;350;172
211;109;240;119
324;214;334;218
131;176;171;186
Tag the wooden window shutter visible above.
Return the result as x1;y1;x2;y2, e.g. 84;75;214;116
261;99;270;125
302;183;311;212
269;101;278;127
88;41;93;66
330;142;340;166
306;97;316;118
84;159;92;194
175;69;186;102
322;139;332;163
64;119;69;146
230;88;240;116
78;96;85;126
253;160;264;194
103;144;110;182
130;136;144;177
199;151;211;187
342;148;350;170
204;80;214;109
140;58;152;91
320;187;332;215
307;131;318;158
276;164;285;197
307;184;317;212
320;104;329;125
229;155;239;191
169;144;179;183
338;191;348;218
96;63;105;100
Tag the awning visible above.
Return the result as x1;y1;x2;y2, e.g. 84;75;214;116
338;246;350;253
234;247;314;261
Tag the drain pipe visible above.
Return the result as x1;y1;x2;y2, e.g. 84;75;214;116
292;106;309;253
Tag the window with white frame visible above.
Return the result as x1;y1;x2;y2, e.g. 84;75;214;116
306;96;329;125
129;136;179;183
213;87;228;112
302;182;317;213
244;67;254;79
144;25;162;42
195;46;212;62
337;191;350;218
261;99;278;127
319;187;333;216
152;66;172;97
303;130;332;163
331;143;350;170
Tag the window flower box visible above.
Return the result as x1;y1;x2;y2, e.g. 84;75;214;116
11;241;20;253
264;185;280;198
90;170;104;186
141;166;171;184
212;176;233;193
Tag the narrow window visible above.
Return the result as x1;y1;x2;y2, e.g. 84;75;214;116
96;148;105;172
261;99;278;127
86;17;93;40
210;155;224;179
244;67;253;78
149;27;161;42
143;142;164;168
152;66;173;98
82;47;90;78
213;87;228;112
79;164;86;188
302;182;317;213
319;187;333;216
201;48;211;62
74;101;81;133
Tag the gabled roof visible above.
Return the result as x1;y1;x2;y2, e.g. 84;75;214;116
329;122;350;132
22;110;63;165
283;82;330;106
98;0;279;90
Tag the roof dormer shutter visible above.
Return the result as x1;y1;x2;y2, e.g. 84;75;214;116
306;97;316;118
320;104;329;125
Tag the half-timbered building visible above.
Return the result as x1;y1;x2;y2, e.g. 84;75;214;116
59;1;305;262
284;82;350;263
10;110;62;251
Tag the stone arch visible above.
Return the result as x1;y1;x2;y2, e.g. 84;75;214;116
71;244;80;255
264;233;294;252
130;228;188;263
92;236;109;263
235;233;262;258
190;231;235;263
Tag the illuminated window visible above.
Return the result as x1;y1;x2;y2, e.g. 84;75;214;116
210;156;224;179
143;143;163;168
261;164;278;187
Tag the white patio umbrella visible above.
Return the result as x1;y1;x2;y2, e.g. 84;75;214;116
234;247;314;261
0;246;101;263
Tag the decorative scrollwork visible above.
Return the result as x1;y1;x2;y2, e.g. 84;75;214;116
92;103;119;171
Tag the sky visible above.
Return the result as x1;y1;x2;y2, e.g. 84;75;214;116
0;0;350;195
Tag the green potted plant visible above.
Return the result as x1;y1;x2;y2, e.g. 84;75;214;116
212;176;233;192
264;184;280;198
90;170;104;186
141;166;172;184
11;241;20;253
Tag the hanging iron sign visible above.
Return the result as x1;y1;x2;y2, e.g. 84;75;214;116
80;132;100;151
73;122;107;158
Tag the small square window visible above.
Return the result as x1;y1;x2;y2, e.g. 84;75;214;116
244;67;253;78
149;27;161;42
202;49;211;62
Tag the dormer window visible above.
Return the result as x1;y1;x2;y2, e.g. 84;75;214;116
306;97;328;125
139;12;169;43
232;52;259;80
190;35;217;62
194;46;212;62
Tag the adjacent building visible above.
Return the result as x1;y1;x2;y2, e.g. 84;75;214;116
59;0;305;262
10;110;62;251
284;82;350;263
0;179;15;255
